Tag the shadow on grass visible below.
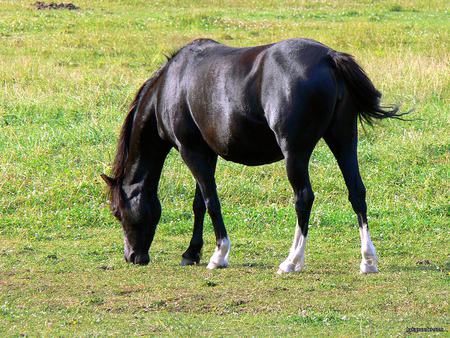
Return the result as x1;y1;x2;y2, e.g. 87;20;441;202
238;262;275;269
384;263;447;273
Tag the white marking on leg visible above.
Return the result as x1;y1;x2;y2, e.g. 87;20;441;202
359;224;378;273
206;237;230;269
289;225;301;257
278;223;307;274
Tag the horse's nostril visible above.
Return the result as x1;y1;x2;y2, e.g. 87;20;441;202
129;252;136;264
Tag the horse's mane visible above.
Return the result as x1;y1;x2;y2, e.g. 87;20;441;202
109;53;179;199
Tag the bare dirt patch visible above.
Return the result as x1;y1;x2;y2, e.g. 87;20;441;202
34;2;79;10
416;259;432;265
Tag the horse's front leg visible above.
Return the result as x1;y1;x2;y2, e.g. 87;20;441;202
181;183;205;265
180;147;230;270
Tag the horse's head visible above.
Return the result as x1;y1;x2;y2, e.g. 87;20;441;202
101;174;155;265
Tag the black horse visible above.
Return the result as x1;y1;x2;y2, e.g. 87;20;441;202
102;38;405;273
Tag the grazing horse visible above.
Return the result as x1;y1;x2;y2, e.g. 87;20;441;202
101;38;405;273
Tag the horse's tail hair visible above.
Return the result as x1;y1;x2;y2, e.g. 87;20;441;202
328;50;408;126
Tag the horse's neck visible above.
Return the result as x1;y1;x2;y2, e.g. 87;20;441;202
107;75;163;202
121;96;169;199
122;153;163;197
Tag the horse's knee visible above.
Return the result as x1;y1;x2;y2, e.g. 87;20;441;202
304;188;315;208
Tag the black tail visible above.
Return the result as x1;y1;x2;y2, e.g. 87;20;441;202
329;50;407;126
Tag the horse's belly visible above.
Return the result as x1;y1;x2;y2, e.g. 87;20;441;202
221;145;284;166
189;92;284;165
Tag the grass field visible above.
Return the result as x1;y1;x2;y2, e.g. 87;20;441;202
0;0;449;336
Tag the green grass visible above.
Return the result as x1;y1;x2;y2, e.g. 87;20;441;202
0;0;449;336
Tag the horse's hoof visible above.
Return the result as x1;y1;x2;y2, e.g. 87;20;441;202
206;262;226;269
181;257;198;266
277;262;301;274
277;258;305;274
206;260;228;270
294;262;304;272
206;237;230;270
360;260;378;274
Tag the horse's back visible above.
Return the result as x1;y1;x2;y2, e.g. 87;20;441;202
157;38;337;164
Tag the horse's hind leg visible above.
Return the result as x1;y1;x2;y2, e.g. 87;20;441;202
324;120;378;273
181;183;206;265
278;150;315;274
179;147;230;269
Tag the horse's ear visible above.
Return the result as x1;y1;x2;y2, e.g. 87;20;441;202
100;174;116;187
